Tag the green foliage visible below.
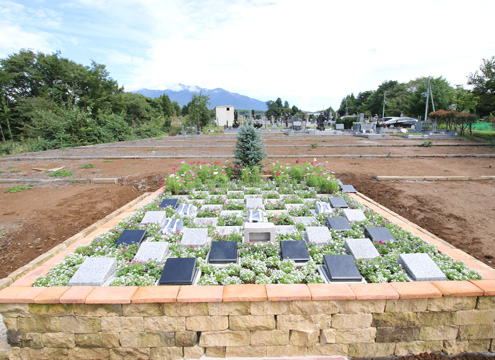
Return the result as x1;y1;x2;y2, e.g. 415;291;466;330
48;170;72;177
186;92;211;128
80;164;95;169
4;185;33;193
468;56;495;117
421;141;432;147
233;122;267;171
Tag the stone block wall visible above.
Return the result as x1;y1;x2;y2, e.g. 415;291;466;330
0;290;494;360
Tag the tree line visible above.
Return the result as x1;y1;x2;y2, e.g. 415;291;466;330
335;57;495;120
0;49;212;153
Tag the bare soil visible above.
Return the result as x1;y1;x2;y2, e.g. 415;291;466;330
0;134;494;281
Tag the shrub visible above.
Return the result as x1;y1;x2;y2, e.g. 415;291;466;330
233;121;267;172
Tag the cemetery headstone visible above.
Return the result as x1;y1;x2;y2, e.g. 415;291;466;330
344;238;380;260
161;218;183;235
176;204;197;217
244;222;276;244
193;217;219;227
326;217;352;231
134;242;170;262
246;210;266;223
343;209;366;222
399;253;448;281
68;257;117;286
216;226;242;235
305;226;332;244
365;227;396;242
160;199;179;209
315;201;333;215
246;197;264;209
280;241;310;262
328;197;348;208
209;241;238;264
275;225;297;235
335;124;344;130
181;228;209;247
141;211;167;226
159;258;197;285
341;185;357;193
322;254;363;282
115;229;147;247
291;216;316;226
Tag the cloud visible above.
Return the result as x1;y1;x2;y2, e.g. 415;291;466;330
2;0;495;111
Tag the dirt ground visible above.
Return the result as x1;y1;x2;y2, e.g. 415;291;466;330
0;134;494;281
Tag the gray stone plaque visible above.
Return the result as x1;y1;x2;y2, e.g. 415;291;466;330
345;238;379;260
246;198;264;209
399;253;448;281
181;228;208;247
68;257;117;286
343;209;366;222
305;226;331;244
134;242;170;262
141;211;167;226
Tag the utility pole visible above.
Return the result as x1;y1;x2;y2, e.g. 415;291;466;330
345;98;349;115
424;77;430;122
382;91;387;119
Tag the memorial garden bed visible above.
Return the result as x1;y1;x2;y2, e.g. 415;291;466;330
30;160;482;288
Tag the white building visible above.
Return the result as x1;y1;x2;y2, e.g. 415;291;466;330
215;106;234;127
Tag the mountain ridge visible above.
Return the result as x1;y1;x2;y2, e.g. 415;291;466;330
134;84;268;111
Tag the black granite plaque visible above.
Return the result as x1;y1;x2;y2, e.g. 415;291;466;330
159;258;197;285
280;241;310;262
209;241;237;263
328;197;349;208
341;185;357;193
326;217;352;231
115;229;147;247
365;227;396;242
159;198;179;209
323;254;362;282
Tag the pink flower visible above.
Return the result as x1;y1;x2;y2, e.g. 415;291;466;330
214;161;219;165
276;173;280;176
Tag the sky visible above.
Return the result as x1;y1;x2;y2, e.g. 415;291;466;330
1;0;495;111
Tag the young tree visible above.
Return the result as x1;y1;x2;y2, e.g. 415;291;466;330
233;121;267;171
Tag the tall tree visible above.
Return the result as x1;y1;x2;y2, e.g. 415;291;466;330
468;56;495;117
407;77;454;118
187;92;211;127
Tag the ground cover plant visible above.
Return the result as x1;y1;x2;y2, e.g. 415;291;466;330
32;160;482;287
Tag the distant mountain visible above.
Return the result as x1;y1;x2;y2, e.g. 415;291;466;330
134;84;268;111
